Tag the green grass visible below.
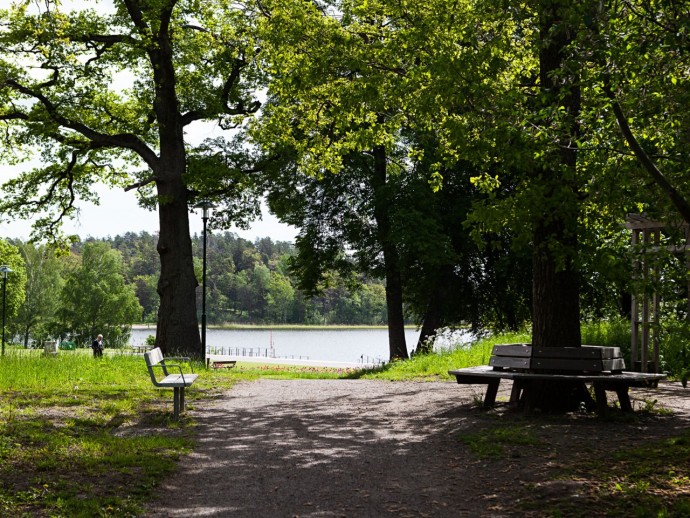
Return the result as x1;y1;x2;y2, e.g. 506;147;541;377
0;350;218;516
357;331;529;380
520;430;690;517
459;424;541;458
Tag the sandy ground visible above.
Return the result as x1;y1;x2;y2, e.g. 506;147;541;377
144;379;690;517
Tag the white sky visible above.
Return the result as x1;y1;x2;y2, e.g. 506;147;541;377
0;187;298;243
0;126;297;243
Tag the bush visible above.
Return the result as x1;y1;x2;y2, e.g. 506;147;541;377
581;318;631;359
659;316;690;377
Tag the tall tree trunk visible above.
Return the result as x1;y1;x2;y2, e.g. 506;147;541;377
151;5;201;357
155;163;201;357
416;266;453;354
532;0;582;350
372;145;408;360
528;1;586;411
416;300;443;355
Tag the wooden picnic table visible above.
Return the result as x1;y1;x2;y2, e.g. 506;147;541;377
449;344;666;414
449;365;666;414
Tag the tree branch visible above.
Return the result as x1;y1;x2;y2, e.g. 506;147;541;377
603;82;690;224
3;78;159;169
180;56;261;126
124;175;156;192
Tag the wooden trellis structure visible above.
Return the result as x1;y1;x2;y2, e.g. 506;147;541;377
625;214;690;373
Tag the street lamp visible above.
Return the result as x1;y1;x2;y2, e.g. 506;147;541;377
0;265;12;356
194;200;215;360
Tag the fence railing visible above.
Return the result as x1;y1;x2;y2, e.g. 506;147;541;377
359;354;385;366
207;346;276;358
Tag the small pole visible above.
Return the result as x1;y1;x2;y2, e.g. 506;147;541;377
0;265;13;357
202;208;208;359
194;201;215;361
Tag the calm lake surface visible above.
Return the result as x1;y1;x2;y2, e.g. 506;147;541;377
130;327;469;363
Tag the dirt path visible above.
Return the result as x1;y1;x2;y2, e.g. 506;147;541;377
144;379;690;517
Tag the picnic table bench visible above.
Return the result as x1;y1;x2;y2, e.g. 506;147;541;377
131;344;154;354
206;355;237;369
144;347;198;420
449;344;666;414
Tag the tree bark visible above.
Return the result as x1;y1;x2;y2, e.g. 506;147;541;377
150;2;201;357
416;301;442;355
155;163;201;357
372;145;408;360
528;1;584;411
531;0;582;351
415;267;454;354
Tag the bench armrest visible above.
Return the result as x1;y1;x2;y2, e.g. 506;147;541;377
165;357;194;373
150;363;192;383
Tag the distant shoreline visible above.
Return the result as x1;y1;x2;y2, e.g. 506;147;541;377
130;323;418;331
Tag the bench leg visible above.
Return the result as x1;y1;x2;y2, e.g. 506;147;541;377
510;380;523;405
615;386;633;412
484;379;500;408
521;380;537;415
173;387;180;420
180;387;186;413
592;382;608;415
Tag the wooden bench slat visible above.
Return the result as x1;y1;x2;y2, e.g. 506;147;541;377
531;346;621;360
530;358;626;372
157;373;199;387
491;344;532;357
490;356;531;369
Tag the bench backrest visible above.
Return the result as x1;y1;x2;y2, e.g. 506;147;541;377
489;344;625;372
144;347;170;385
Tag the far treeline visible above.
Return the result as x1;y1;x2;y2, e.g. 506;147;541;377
2;1;690;370
0;233;392;348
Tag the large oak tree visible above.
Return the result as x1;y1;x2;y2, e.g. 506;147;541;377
0;0;260;356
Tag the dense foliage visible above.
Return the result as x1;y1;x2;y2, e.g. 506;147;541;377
2;1;690;365
106;231;389;326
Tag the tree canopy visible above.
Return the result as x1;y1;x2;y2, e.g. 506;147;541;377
2;0;689;368
58;241;142;346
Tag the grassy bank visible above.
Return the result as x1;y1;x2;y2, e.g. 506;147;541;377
357;331;529;381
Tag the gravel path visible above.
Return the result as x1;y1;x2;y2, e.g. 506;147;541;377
144;379;690;517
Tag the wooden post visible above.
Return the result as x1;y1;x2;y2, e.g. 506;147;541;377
641;228;650;372
631;227;639;369
652;228;661;373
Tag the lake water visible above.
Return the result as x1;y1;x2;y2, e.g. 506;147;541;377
130;327;471;364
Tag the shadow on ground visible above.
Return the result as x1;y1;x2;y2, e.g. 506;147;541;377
145;380;690;517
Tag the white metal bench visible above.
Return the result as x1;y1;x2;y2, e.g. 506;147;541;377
144;347;198;420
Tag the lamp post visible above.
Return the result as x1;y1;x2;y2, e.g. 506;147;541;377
0;265;12;357
194;201;214;360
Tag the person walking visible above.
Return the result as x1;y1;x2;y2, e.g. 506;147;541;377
91;334;104;358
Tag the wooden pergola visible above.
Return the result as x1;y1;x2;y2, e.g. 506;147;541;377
625;214;690;373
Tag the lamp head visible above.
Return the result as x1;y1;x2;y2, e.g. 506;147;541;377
194;200;215;219
0;265;12;280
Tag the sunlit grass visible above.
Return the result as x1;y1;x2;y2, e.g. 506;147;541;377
0;350;213;516
359;331;530;381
